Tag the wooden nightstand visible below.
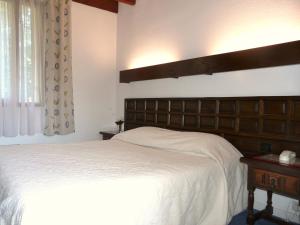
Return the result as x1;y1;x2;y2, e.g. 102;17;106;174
240;155;300;225
99;131;119;140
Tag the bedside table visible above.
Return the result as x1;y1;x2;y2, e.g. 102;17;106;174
240;155;300;225
99;131;119;140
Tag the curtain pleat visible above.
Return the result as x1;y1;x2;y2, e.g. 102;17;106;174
43;0;74;136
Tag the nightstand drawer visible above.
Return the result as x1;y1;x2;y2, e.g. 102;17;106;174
254;169;300;195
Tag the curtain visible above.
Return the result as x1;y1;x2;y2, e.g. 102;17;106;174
43;0;74;136
0;0;44;137
0;0;74;137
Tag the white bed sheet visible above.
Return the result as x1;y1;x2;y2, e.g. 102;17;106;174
0;127;246;225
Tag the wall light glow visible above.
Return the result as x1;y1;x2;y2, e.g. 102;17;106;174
211;17;300;55
125;2;300;69
128;49;179;69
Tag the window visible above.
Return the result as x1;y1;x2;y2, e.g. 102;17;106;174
0;0;43;104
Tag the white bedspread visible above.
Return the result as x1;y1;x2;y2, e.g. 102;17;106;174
0;127;246;225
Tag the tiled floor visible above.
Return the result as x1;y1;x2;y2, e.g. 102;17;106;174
229;210;300;225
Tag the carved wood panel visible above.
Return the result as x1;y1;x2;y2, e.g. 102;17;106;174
124;97;300;156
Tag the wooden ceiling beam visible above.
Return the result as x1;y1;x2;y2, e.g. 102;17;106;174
73;0;119;13
115;0;136;5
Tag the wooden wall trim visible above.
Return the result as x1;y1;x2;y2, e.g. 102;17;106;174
120;40;300;83
73;0;118;13
124;96;300;157
116;0;136;5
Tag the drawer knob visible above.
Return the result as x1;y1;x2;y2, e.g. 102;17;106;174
270;177;277;189
261;174;266;184
295;181;300;194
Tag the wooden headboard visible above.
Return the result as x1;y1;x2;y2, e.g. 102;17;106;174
124;96;300;156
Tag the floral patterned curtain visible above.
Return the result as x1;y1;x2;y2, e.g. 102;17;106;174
44;0;74;135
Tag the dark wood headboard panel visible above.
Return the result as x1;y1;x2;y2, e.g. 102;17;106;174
124;96;300;156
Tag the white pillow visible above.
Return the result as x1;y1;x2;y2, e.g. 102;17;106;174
113;127;242;166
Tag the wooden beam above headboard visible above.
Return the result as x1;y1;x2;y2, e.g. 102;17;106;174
120;40;300;83
124;96;300;157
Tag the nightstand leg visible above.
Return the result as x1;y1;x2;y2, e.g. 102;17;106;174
266;190;273;216
247;187;255;225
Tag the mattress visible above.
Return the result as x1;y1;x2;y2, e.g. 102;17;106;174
0;127;247;225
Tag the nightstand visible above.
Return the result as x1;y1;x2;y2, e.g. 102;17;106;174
240;155;300;225
99;131;119;140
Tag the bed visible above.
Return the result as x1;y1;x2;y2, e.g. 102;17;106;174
0;127;246;225
1;96;299;225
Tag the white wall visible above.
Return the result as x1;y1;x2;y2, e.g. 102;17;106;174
0;2;117;145
116;0;300;221
117;0;300;116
